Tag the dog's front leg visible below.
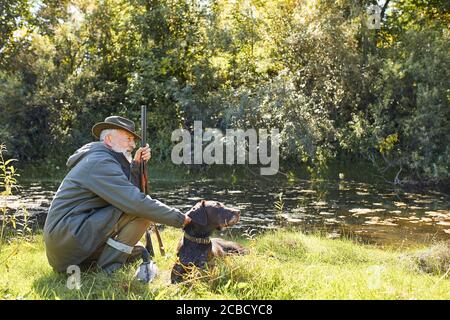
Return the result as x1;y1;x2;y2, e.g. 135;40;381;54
171;261;187;284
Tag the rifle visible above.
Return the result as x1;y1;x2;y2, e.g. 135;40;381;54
140;105;165;257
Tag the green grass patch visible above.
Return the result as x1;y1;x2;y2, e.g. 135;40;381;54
0;229;449;300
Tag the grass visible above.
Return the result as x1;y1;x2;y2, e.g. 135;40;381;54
0;228;449;300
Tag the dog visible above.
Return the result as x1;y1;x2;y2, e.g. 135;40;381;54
171;200;246;283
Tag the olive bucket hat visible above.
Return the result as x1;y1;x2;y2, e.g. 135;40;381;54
92;116;141;140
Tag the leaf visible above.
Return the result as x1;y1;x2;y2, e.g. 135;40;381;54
224;279;231;290
237;282;248;289
4;159;17;166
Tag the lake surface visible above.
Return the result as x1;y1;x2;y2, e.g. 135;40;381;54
4;178;449;247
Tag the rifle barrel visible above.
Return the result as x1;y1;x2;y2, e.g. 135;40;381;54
140;105;165;256
141;105;147;148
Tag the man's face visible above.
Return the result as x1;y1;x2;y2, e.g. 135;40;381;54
107;129;136;162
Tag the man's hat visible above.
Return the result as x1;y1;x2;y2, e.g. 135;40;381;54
92;116;141;140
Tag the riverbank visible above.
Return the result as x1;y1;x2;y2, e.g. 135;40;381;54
0;228;448;300
18;159;449;196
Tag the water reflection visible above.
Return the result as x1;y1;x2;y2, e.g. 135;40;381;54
3;179;449;247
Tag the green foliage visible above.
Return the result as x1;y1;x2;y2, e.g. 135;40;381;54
0;0;448;183
274;192;284;214
0;0;33;69
1;144;32;247
378;133;398;155
0;144;18;195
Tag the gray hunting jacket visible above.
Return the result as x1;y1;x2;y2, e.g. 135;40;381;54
43;142;185;272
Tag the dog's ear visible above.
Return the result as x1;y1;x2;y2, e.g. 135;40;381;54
188;204;207;226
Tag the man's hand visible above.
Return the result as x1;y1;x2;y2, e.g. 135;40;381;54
134;144;151;163
182;214;192;229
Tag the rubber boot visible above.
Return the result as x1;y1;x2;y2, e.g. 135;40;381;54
97;239;133;274
134;247;158;283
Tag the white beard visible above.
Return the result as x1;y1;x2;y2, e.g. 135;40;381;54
111;145;132;163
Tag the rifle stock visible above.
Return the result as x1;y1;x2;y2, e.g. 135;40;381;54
140;105;165;257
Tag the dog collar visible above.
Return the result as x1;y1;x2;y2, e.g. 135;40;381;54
184;232;211;245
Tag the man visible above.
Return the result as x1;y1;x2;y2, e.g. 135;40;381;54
43;115;190;279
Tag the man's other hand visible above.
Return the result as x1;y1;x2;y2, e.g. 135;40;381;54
134;144;151;163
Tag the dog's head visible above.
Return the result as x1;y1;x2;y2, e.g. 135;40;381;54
184;200;241;235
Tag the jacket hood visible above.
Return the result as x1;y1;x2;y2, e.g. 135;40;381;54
66;142;109;168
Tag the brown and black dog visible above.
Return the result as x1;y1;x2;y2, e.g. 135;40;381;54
171;200;246;283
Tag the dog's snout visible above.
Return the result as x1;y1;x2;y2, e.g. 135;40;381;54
231;208;240;218
232;209;241;224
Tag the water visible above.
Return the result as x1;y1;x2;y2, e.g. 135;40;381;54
4;178;449;247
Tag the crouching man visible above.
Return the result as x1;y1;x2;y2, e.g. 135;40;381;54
43;115;191;280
